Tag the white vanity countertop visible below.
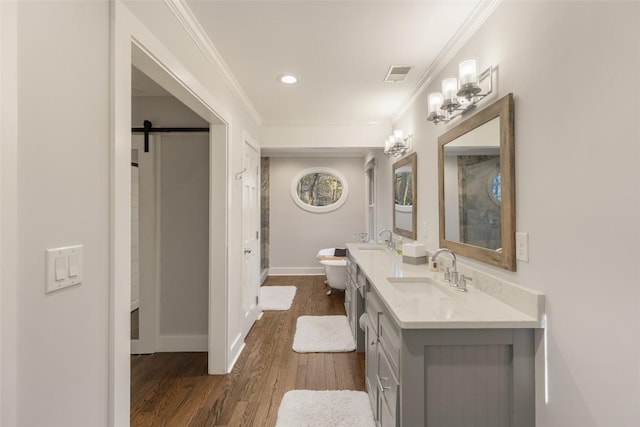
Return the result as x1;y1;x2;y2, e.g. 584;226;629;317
346;243;544;330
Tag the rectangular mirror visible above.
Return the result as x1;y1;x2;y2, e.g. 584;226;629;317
438;93;515;270
393;152;417;240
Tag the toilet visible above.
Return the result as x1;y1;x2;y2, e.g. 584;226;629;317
317;248;348;293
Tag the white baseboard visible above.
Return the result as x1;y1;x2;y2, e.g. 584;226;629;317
268;267;325;276
227;333;245;372
157;334;207;352
130;299;139;312
260;268;269;284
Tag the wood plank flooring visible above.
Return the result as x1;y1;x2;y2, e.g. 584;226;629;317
130;275;366;426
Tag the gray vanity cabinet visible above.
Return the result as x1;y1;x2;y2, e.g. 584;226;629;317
363;280;536;427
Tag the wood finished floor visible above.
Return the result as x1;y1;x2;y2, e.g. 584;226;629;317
130;275;366;426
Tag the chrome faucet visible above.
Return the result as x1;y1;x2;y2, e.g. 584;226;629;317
379;229;394;249
431;248;458;285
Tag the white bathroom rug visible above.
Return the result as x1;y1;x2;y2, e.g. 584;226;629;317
276;390;375;427
292;315;356;353
260;286;297;311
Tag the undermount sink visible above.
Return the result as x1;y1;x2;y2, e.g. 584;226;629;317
356;244;386;251
386;276;456;298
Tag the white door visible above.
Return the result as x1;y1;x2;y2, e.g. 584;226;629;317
131;135;157;354
242;137;261;334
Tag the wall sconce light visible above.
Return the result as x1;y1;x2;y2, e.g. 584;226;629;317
427;58;493;124
384;129;412;158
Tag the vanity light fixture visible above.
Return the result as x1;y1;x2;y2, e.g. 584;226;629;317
427;58;493;125
383;129;412;158
279;74;298;84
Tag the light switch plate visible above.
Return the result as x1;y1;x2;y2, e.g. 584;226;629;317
515;232;529;262
45;245;83;294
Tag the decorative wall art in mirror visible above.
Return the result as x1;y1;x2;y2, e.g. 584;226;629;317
438;93;515;270
392;152;417;240
291;167;349;213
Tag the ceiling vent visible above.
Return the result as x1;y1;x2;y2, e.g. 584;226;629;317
384;66;412;83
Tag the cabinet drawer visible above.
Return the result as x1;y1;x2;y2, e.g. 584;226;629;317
378;313;400;373
377;347;399;425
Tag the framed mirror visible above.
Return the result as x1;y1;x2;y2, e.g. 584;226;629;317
393;152;417;240
438;93;515;270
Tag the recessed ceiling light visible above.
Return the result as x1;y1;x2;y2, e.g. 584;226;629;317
279;74;298;85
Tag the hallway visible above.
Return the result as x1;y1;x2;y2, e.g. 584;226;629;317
130;275;366;426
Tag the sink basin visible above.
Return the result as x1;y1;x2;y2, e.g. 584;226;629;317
386;277;455;298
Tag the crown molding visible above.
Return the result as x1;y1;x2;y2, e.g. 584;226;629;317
391;0;502;124
164;0;263;125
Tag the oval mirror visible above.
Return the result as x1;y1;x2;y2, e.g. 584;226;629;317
290;167;348;213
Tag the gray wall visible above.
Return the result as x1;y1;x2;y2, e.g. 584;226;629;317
269;157;365;274
159;135;209;338
132;95;208;128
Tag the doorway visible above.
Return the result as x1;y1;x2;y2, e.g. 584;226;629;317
130;66;213;355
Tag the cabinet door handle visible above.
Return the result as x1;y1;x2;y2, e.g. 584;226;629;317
244;248;252;254
376;375;390;392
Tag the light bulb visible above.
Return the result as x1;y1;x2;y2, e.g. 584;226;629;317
442;77;458;101
459;59;478;86
428;92;443;115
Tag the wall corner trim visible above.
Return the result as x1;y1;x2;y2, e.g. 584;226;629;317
164;0;263;126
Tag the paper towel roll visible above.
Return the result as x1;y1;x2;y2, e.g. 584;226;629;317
359;313;366;331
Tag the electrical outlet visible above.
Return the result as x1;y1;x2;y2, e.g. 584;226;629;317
515;232;529;262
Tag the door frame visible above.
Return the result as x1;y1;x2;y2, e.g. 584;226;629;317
111;2;231;425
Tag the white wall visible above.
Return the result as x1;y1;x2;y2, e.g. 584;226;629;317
16;2;110;426
269;157;365;274
392;1;640;426
1;1;18;425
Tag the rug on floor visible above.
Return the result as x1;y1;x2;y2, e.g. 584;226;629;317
275;390;375;427
260;286;297;311
292;315;356;353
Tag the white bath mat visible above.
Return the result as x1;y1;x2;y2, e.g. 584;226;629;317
293;315;356;353
276;390;375;427
260;286;297;311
